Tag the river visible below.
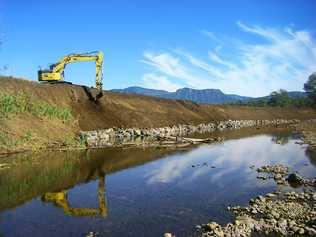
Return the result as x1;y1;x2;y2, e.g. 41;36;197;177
0;127;315;237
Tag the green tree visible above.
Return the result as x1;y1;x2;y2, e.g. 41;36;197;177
304;72;316;104
268;89;291;107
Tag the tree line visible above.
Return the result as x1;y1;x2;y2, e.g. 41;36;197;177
233;73;316;107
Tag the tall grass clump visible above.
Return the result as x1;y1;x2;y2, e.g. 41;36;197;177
0;91;73;121
32;102;73;121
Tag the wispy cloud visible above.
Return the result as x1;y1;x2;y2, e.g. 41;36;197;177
141;22;316;97
200;30;221;43
142;73;180;92
142;52;211;88
145;135;311;185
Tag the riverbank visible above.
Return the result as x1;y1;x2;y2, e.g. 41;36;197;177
199;189;316;236
1;76;316;155
0;119;302;156
198;163;316;236
0;77;316;155
80;119;299;148
196;122;316;237
293;119;316;153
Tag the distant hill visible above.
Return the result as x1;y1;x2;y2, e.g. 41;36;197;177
253;91;307;102
111;86;306;104
111;87;252;104
111;87;171;98
284;91;307;98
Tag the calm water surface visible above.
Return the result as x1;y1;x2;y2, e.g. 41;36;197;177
0;128;315;237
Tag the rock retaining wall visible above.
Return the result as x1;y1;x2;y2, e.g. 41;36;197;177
80;119;300;148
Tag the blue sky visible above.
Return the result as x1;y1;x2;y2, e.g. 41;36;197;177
0;0;315;96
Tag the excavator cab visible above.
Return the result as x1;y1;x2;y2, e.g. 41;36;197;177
38;70;63;81
38;51;104;101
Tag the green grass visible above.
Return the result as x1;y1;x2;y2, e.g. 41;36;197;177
0;92;73;121
0;132;9;145
62;135;87;148
0;130;37;149
0;131;17;147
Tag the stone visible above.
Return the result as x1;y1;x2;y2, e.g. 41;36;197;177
266;193;276;198
298;228;305;235
274;174;283;180
271;211;280;219
213;229;224;237
305;227;316;235
163;233;173;237
206;222;219;231
81;119;297;147
86;232;96;237
277;180;285;185
287;173;304;184
277;219;287;228
288;220;296;228
195;225;202;230
258;195;266;202
251;209;258;214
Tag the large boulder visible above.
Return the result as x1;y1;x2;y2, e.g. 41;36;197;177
287;173;304;184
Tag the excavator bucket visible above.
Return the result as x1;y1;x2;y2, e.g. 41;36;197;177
82;86;103;102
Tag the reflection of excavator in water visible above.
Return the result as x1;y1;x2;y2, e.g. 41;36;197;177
41;175;107;217
38;51;104;101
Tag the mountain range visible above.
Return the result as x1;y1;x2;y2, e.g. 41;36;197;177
111;87;307;104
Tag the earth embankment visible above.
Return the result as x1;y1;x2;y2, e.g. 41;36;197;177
1;76;316;153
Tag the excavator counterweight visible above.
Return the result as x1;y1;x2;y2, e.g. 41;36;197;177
38;51;104;101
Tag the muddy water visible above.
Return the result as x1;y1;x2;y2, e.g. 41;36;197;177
0;128;315;237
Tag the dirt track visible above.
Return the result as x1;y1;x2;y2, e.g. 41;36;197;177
1;76;316;131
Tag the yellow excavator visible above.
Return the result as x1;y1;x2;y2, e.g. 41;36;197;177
41;176;107;217
38;51;104;101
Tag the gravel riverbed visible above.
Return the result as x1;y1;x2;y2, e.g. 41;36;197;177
197;122;316;237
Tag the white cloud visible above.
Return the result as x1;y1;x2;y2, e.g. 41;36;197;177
200;30;221;43
237;21;285;42
142;73;181;92
142;52;211;88
142;52;186;79
141;22;316;97
208;52;236;70
145;135;312;185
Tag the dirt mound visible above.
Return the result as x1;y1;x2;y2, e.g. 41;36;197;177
1;76;316;153
1;76;316;130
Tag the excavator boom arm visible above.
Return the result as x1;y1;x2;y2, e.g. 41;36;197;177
38;51;104;100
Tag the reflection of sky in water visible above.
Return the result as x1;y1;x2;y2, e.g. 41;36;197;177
145;135;316;187
1;133;315;237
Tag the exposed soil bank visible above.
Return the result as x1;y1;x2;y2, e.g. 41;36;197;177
1;76;316;153
2;77;316;129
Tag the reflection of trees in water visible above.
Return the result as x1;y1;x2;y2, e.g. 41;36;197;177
0;147;179;212
305;148;316;167
271;135;289;145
